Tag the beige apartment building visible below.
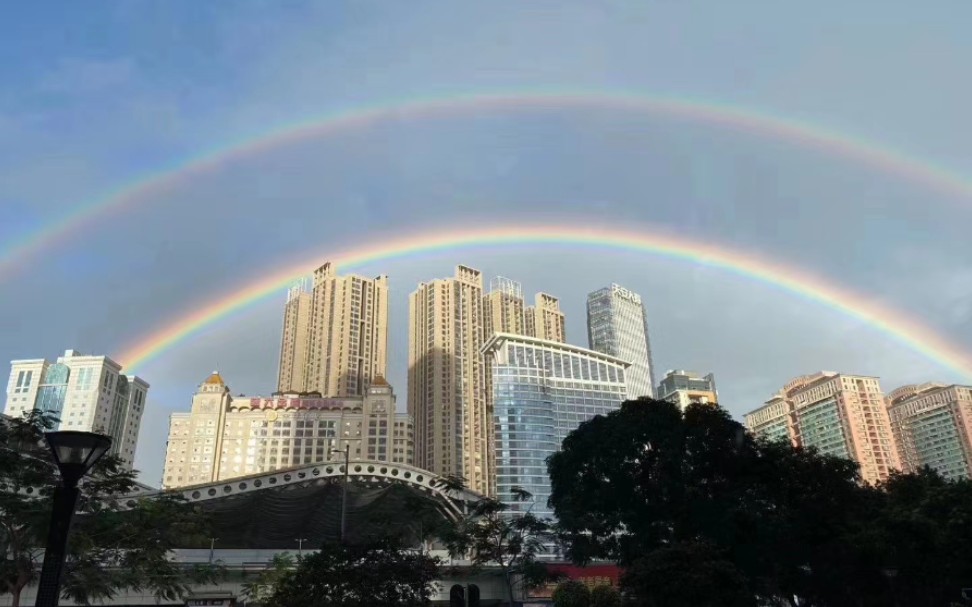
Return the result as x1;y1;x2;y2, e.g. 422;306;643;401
483;279;566;344
162;372;411;489
408;267;569;496
484;277;527;339
408;265;491;495
276;281;312;393
744;372;899;485
275;262;388;397
887;383;972;481
526;292;566;343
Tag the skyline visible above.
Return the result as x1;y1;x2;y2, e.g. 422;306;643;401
2;2;971;484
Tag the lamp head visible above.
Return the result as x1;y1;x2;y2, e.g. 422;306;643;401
44;431;112;487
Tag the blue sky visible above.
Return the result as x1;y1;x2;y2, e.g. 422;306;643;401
1;2;971;484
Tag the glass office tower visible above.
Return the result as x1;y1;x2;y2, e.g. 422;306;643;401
586;284;655;399
483;333;628;520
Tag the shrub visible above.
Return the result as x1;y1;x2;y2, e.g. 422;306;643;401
591;584;622;607
552;580;592;607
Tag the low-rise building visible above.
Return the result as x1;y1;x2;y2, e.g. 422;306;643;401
656;370;718;410
162;372;412;489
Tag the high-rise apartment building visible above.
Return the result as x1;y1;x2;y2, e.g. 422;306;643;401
161;372;411;489
525;293;566;343
744;372;899;484
586;283;655;398
276;281;312;393
483;333;628;519
887;383;972;481
483;279;566;344
3;350;149;469
484;277;526;338
276;262;388;397
408;265;491;495
656;370;718;410
744;393;791;443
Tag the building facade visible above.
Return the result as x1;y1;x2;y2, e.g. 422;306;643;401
484;276;527;338
4;350;148;469
276;262;388;398
743;393;791;443
744;372;899;484
656;370;718;410
887;383;972;481
483;333;628;519
408;265;491;495
276;281;312;393
526;293;566;343
586;284;655;399
483;279;566;345
161;372;411;489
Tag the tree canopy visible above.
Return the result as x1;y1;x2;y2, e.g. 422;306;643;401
260;538;440;607
0;411;220;606
548;398;972;607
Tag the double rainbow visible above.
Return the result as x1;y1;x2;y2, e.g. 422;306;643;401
3;90;972;281
3;90;970;378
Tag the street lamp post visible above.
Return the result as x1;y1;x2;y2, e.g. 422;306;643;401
208;538;219;564
329;444;350;543
295;537;308;556
35;431;112;607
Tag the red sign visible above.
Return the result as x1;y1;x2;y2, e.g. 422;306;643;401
527;564;622;599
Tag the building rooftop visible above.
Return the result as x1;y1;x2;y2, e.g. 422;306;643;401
481;332;629;367
203;371;226;385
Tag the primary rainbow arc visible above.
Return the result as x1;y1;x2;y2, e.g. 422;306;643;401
117;223;972;381
4;90;972;281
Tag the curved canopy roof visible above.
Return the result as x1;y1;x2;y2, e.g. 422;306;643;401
122;461;482;549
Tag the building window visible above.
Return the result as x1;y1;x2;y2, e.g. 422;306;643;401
14;370;34;394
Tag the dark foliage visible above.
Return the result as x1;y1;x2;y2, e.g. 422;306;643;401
261;537;441;606
548;399;972;606
0;411;220;606
621;541;754;607
590;583;622;607
552;579;592;607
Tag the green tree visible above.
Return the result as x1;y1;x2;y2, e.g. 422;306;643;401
727;437;878;606
868;469;972;607
546;399;880;606
0;411;220;606
240;552;294;605
548;399;760;565
439;485;552;606
552;579;591;607
262;537;440;606
621;541;754;607
590;584;621;607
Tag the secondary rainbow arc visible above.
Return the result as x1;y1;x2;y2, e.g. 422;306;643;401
4;90;972;282
116;223;972;381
